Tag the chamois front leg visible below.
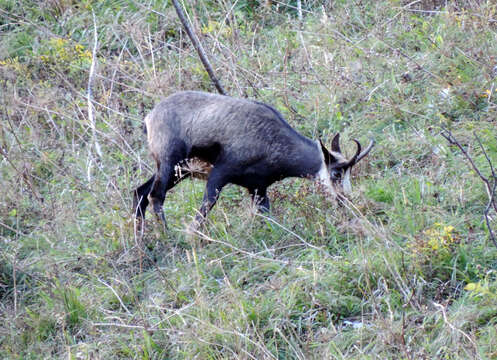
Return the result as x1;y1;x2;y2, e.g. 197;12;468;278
191;167;230;228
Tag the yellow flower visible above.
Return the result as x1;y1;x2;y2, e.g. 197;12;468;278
420;223;458;252
482;89;492;98
82;50;92;60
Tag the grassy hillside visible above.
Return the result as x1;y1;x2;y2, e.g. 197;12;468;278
1;0;497;358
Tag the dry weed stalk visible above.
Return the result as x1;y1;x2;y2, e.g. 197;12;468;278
87;10;102;161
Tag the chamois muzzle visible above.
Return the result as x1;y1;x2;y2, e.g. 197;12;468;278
329;136;375;196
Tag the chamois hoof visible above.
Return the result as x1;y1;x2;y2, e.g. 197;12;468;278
154;210;166;223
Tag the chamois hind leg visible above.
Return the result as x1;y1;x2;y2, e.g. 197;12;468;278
249;187;270;213
133;175;155;221
148;152;186;226
133;166;190;222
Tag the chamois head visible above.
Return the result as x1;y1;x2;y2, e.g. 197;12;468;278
319;133;374;195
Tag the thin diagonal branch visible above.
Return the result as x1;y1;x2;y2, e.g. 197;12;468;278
441;129;497;249
441;130;491;190
171;0;226;95
474;132;497;213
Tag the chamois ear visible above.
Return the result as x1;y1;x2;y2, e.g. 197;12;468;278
331;133;341;153
319;139;333;165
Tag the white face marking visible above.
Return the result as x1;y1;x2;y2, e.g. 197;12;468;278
342;168;352;195
315;141;336;197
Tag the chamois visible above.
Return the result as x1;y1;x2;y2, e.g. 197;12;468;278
132;91;373;227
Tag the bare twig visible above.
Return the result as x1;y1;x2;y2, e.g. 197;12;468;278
13;251;17;317
433;302;479;355
171;0;227;95
186;226;292;265
0;145;42;202
0;220;31;239
296;0;303;23
256;213;326;252
93;322;149;330
441;129;497;249
96;277;132;316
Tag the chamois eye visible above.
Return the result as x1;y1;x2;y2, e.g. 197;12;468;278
331;170;342;180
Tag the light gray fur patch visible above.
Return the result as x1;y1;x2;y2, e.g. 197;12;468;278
343;168;352;194
330;151;347;163
315;140;336;197
145;113;154;149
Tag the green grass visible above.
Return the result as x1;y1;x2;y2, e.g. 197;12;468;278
1;0;497;358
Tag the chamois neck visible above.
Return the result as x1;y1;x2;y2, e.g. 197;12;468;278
284;139;323;179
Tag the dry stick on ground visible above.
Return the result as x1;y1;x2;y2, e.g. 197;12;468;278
171;0;227;95
441;129;497;249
